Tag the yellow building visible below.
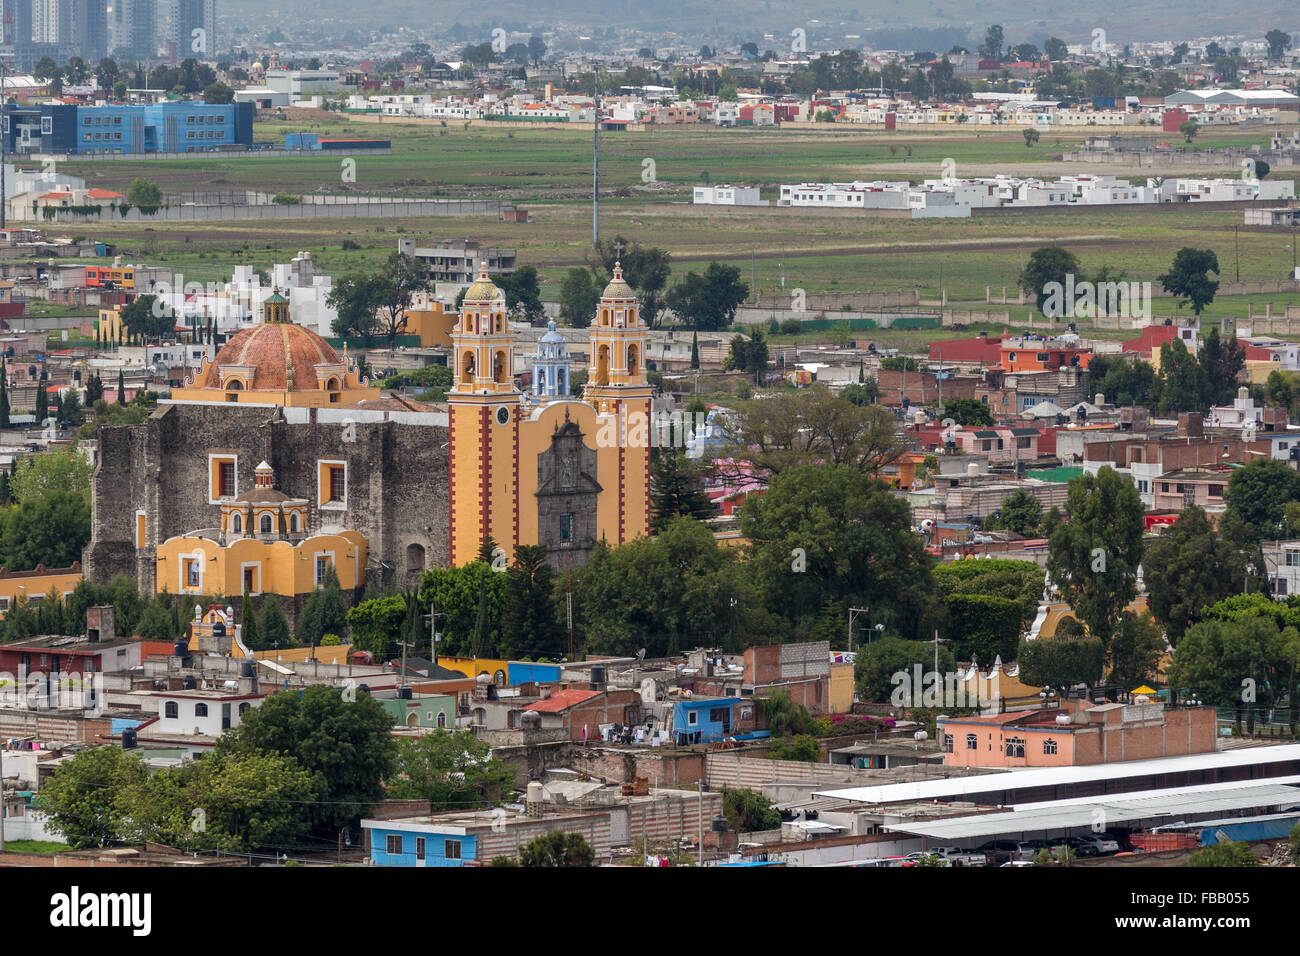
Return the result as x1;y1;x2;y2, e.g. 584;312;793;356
447;265;652;569
156;461;367;602
169;294;380;407
404;296;459;347
0;563;83;619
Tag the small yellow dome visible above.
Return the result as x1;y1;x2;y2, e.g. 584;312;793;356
602;262;634;300
463;267;503;304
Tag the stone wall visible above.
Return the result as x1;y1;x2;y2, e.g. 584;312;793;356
84;402;450;598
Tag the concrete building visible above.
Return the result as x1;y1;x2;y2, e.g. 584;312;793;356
397;238;516;285
692;184;763;206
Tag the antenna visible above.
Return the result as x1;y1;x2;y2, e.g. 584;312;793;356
593;68;599;246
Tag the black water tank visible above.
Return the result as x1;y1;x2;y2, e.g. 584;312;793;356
240;660;256;678
398;686;412;699
357;684;370;695
590;665;607;685
711;818;728;832
121;727;137;749
173;640;189;658
181;676;197;690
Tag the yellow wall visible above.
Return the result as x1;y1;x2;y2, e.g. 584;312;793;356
438;656;511;682
829;662;854;714
170;380;379;407
0;568;82;619
98;308;124;342
155;530;368;599
1244;359;1281;384
406;304;458;348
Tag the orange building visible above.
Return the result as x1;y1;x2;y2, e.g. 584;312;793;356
999;335;1093;373
170;294;379;407
447;265;651;569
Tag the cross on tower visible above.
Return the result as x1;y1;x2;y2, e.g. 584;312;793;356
612;240;624;260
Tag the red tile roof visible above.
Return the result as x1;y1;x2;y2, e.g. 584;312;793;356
524;688;600;713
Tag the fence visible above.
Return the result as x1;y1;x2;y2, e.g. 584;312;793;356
35;146;392;162
36;198;507;223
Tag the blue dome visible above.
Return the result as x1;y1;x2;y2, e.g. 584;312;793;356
539;320;565;345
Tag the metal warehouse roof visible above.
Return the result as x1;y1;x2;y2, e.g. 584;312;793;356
813;743;1300;806
880;779;1300;840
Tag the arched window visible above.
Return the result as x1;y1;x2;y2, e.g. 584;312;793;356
965;734;978;750
194;703;208;718
164;701;178;719
406;542;425;572
326;378;340;392
1043;738;1058;756
461;351;475;384
289;512;299;533
436;712;446;728
494;669;506;686
493;350;506;383
627;344;639;377
260;513;273;534
231;512;242;534
239;703;251;715
595;345;610;386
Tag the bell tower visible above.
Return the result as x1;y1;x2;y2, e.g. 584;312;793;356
583;262;653;545
448;269;521;566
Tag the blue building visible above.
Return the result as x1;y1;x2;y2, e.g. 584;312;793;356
507;661;562;686
671;697;766;745
2;102;254;155
363;820;478;867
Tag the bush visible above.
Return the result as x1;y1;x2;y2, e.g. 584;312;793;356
768;734;822;762
721;787;780;832
779;318;802;335
340;239;361;250
1189;842;1260;867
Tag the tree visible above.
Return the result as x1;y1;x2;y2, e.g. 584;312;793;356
558;267;599;329
758;689;813;737
1198;327;1244;408
84;372;104;404
216;683;398;833
371;253;428;351
979;24;1005;60
992;489;1043;536
1108;611;1165;689
1088;355;1159;408
328;273;380;344
689;330;699;369
494;265;546;324
1266;29;1294;60
1021;245;1080;317
1044;37;1068;61
126;751;317;851
1224;457;1300;542
1159;248;1219;316
0;360;8;428
1023;128;1040;147
1189;841;1260;867
650;451;717;532
1178;119;1199;143
1145;508;1248;643
259;594;294;649
945;593;1025;662
722;787;780;832
120;294;173;343
345;595;406;659
1168;617;1289;726
1018;633;1106;688
36;746;149;848
666;263;749;332
768;734;822;761
126;178;163;212
117;369;126;404
1045;467;1146;649
385;730;515;811
855;636;956;702
203;81;234;104
500;545;563;660
743;463;937;639
517;830;594;866
942;397;994;426
136;592;178;642
724;328;769;380
298;565;348;646
418;560;506;658
527;35;547;66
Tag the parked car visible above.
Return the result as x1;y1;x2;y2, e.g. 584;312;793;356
976;839;1022;865
1047;836;1099;858
902;851;944;866
1013;840;1046;862
931;846;988;867
1080;833;1121;855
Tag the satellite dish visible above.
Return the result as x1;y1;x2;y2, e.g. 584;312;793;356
941;418;956;428
636;647;646;660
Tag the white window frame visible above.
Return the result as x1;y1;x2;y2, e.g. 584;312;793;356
180;552;204;593
314;551;336;588
240;561;262;596
208;453;238;504
385;834;401;855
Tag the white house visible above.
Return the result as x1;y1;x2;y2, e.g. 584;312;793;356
693;184;764;206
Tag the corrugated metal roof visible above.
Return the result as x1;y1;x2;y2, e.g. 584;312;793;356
881;779;1300;839
813;743;1300;806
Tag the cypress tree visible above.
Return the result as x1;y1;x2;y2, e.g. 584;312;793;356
240;586;260;650
690;330;700;370
0;359;9;428
117;369;126;404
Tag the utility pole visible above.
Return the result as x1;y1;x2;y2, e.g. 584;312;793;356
425;610;442;672
847;607;869;652
1235;226;1240;281
697;780;703;866
2;60;7;232
0;743;5;851
593;69;600;247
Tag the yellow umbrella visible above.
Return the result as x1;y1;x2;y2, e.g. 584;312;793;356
1131;685;1157;696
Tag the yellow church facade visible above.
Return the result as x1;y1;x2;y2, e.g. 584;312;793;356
447;265;652;569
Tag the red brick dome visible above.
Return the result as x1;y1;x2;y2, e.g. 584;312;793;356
202;322;343;391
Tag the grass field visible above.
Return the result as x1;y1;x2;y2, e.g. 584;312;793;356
25;113;1300;334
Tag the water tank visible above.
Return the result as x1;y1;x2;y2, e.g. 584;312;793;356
590;664;607;685
1238;386;1249;400
1056;713;1072;726
1095;392;1105;406
222;679;239;691
173;640;189;658
966;462;979;478
181;676;197;690
121;727;137;749
357;684;370;695
398;686;413;699
711;818;728;832
240;660;256;678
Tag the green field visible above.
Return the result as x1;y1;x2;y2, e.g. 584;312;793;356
23;113;1300;333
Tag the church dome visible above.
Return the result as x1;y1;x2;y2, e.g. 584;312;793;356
602;262;634;299
202;322;343;391
539;320;565;345
463;267;503;304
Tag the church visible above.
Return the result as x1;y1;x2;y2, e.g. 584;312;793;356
448;264;652;571
84;264;652;614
